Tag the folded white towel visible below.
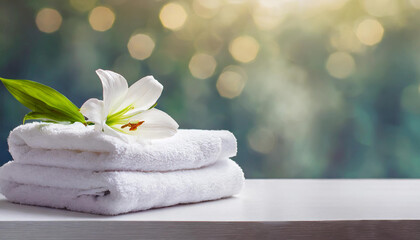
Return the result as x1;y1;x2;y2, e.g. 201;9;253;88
8;122;237;171
0;159;244;215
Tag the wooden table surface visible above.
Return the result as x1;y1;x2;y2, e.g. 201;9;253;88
2;179;420;239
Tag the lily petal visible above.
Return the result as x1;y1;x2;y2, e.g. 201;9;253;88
118;75;163;112
103;124;130;142
80;98;104;131
96;69;128;115
118;108;178;139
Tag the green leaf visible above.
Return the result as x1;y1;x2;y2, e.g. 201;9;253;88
23;111;73;124
1;78;86;124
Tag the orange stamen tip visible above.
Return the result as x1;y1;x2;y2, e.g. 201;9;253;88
121;121;145;131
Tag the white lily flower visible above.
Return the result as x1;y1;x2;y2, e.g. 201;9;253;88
80;69;179;140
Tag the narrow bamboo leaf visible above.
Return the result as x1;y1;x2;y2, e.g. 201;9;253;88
23;111;73;124
1;78;86;124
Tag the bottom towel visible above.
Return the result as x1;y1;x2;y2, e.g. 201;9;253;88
0;159;244;215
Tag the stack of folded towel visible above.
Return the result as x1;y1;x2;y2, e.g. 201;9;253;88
0;122;244;215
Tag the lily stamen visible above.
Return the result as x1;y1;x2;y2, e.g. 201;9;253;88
121;121;145;131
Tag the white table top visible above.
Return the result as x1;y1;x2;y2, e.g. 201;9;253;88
2;179;420;222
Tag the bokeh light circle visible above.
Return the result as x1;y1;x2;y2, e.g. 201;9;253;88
216;67;246;98
127;34;155;60
326;51;356;79
159;3;188;31
35;8;62;33
229;36;260;63
189;53;217;79
89;6;115;32
355;18;384;46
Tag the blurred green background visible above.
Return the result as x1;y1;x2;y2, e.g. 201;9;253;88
1;0;420;178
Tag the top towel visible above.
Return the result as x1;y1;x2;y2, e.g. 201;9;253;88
8;122;237;172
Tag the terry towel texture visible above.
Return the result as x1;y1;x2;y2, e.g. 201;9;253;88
0;159;243;215
0;123;244;215
8;122;237;171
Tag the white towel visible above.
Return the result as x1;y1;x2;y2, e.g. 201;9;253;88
8;122;237;171
0;159;244;215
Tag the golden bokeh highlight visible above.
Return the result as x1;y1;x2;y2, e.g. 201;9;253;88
127;34;155;60
35;8;62;33
229;36;259;63
192;0;221;18
325;51;355;79
362;0;399;17
216;66;246;98
247;127;276;154
70;0;96;12
89;6;115;32
189;53;217;79
159;3;188;31
355;18;384;46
